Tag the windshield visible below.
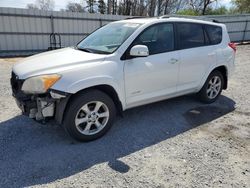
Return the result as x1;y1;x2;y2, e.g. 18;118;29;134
77;22;141;54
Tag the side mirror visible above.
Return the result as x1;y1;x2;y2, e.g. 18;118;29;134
130;45;149;57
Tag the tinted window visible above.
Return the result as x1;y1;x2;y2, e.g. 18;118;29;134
205;25;222;45
133;23;174;55
139;26;158;43
177;23;205;49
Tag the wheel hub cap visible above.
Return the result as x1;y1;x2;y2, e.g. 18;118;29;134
75;101;110;136
89;113;97;122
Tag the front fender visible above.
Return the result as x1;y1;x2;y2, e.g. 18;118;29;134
68;76;120;93
52;75;125;108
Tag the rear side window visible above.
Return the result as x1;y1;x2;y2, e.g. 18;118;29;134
177;23;205;49
205;25;222;45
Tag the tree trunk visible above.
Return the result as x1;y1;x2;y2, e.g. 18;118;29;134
164;0;170;15
107;0;111;14
157;0;163;16
148;0;156;16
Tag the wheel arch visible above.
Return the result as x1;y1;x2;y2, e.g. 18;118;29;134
212;65;228;89
55;84;123;124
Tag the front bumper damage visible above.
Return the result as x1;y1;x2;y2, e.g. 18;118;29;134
10;72;70;123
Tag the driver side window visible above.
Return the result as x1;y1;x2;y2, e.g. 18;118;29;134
133;23;175;55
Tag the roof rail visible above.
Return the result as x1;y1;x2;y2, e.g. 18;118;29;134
159;15;191;19
125;16;148;19
161;15;211;21
212;19;220;23
159;15;170;19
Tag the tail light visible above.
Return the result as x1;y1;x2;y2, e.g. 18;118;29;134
228;42;236;52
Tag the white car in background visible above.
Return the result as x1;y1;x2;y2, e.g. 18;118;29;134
11;17;236;141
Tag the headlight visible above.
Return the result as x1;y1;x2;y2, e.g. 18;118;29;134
21;74;61;94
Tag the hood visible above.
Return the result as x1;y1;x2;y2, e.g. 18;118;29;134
13;47;107;79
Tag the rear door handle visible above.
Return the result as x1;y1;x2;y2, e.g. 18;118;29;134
169;58;179;64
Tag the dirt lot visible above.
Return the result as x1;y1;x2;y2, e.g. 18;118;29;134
0;45;249;188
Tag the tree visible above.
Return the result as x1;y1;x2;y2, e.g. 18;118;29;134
138;0;148;16
36;0;55;11
157;0;164;16
27;0;55;11
107;0;111;14
118;0;133;15
106;0;118;14
131;0;138;15
227;7;239;14
177;8;199;15
189;0;217;15
26;4;39;10
163;0;171;14
98;0;106;14
148;0;157;16
233;0;250;13
146;0;188;16
86;0;96;13
112;0;118;14
206;6;228;15
66;3;85;12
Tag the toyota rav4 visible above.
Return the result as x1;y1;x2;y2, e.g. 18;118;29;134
11;17;236;141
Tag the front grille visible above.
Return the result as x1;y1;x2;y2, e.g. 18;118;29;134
10;71;24;95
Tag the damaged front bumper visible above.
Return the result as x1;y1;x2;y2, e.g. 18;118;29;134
10;72;70;123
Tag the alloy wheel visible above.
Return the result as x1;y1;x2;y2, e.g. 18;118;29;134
75;101;109;135
206;76;222;99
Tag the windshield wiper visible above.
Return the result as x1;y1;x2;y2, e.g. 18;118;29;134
76;47;93;53
76;46;111;55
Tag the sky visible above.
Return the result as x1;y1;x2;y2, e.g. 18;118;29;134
0;0;81;10
0;0;233;11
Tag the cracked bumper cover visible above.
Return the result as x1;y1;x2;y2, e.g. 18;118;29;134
10;72;71;123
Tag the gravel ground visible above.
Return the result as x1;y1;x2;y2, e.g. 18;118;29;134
0;46;249;188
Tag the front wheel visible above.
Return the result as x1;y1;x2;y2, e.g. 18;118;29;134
198;70;224;104
63;89;116;141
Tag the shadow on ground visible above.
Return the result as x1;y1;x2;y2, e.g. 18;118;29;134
0;95;235;187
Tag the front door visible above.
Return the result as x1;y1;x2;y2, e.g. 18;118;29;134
124;23;180;107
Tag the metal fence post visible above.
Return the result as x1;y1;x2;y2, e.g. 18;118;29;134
242;20;248;43
50;15;55;49
50;15;54;34
99;18;102;27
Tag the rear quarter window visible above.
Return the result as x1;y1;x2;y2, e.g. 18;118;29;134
205;25;222;45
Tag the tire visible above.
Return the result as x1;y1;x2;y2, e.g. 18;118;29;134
198;70;224;104
63;89;116;142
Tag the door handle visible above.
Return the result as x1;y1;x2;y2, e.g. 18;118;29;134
169;58;178;64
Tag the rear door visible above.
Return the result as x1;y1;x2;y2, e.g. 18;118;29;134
176;22;217;92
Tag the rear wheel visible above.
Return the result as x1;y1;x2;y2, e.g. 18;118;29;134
63;89;116;141
198;70;224;103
